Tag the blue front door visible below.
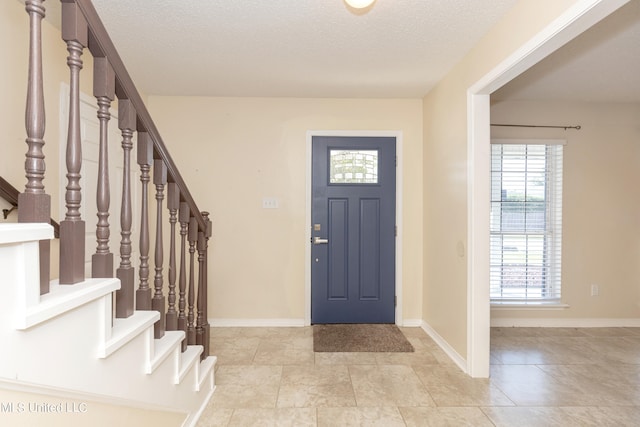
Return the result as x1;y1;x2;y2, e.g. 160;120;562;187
311;136;396;324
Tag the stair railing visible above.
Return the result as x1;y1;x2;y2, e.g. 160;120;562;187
19;0;210;358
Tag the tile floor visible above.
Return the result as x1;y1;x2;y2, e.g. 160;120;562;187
196;326;640;426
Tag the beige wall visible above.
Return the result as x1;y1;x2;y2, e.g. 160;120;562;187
422;0;591;356
490;100;640;321
148;97;424;322
2;0;423;323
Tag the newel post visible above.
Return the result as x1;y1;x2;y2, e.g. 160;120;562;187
59;0;88;284
20;0;51;294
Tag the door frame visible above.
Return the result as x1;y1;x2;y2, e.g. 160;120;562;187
466;0;629;377
305;130;403;326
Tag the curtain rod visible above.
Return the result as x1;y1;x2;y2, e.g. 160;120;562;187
491;123;581;130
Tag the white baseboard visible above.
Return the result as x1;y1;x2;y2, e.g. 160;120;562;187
401;319;423;327
420;321;467;373
490;318;640;328
209;318;306;327
209;318;427;328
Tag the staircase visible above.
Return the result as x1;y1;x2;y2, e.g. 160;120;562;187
0;0;216;424
0;223;215;425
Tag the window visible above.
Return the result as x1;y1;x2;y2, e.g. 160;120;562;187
329;150;378;184
490;140;564;304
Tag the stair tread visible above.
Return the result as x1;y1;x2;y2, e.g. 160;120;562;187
197;356;217;392
0;223;53;245
176;345;203;384
99;310;159;358
18;278;120;330
147;330;185;374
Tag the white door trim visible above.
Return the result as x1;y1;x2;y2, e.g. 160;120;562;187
466;0;630;377
305;130;403;326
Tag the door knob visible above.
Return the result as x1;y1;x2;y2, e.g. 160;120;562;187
314;237;329;244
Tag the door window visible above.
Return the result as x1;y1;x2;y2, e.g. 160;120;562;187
329;150;378;184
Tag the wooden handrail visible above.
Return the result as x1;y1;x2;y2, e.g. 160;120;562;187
71;0;207;233
0;177;19;208
0;176;60;238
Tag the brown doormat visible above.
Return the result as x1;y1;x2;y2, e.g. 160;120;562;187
313;324;414;352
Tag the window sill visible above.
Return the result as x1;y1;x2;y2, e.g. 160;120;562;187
491;302;570;310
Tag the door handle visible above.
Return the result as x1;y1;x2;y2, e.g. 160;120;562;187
314;237;329;245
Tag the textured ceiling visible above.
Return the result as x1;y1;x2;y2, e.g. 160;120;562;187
40;0;640;102
82;0;519;98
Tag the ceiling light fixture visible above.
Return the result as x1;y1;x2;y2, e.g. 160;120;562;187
344;0;376;9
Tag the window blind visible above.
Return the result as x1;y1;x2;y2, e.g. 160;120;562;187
490;141;563;303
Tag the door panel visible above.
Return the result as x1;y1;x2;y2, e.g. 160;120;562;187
311;136;396;324
328;198;348;300
360;198;380;300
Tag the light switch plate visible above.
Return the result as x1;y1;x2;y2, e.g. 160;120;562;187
262;197;279;209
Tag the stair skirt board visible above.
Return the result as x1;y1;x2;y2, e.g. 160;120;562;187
0;377;191;418
0;224;216;425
